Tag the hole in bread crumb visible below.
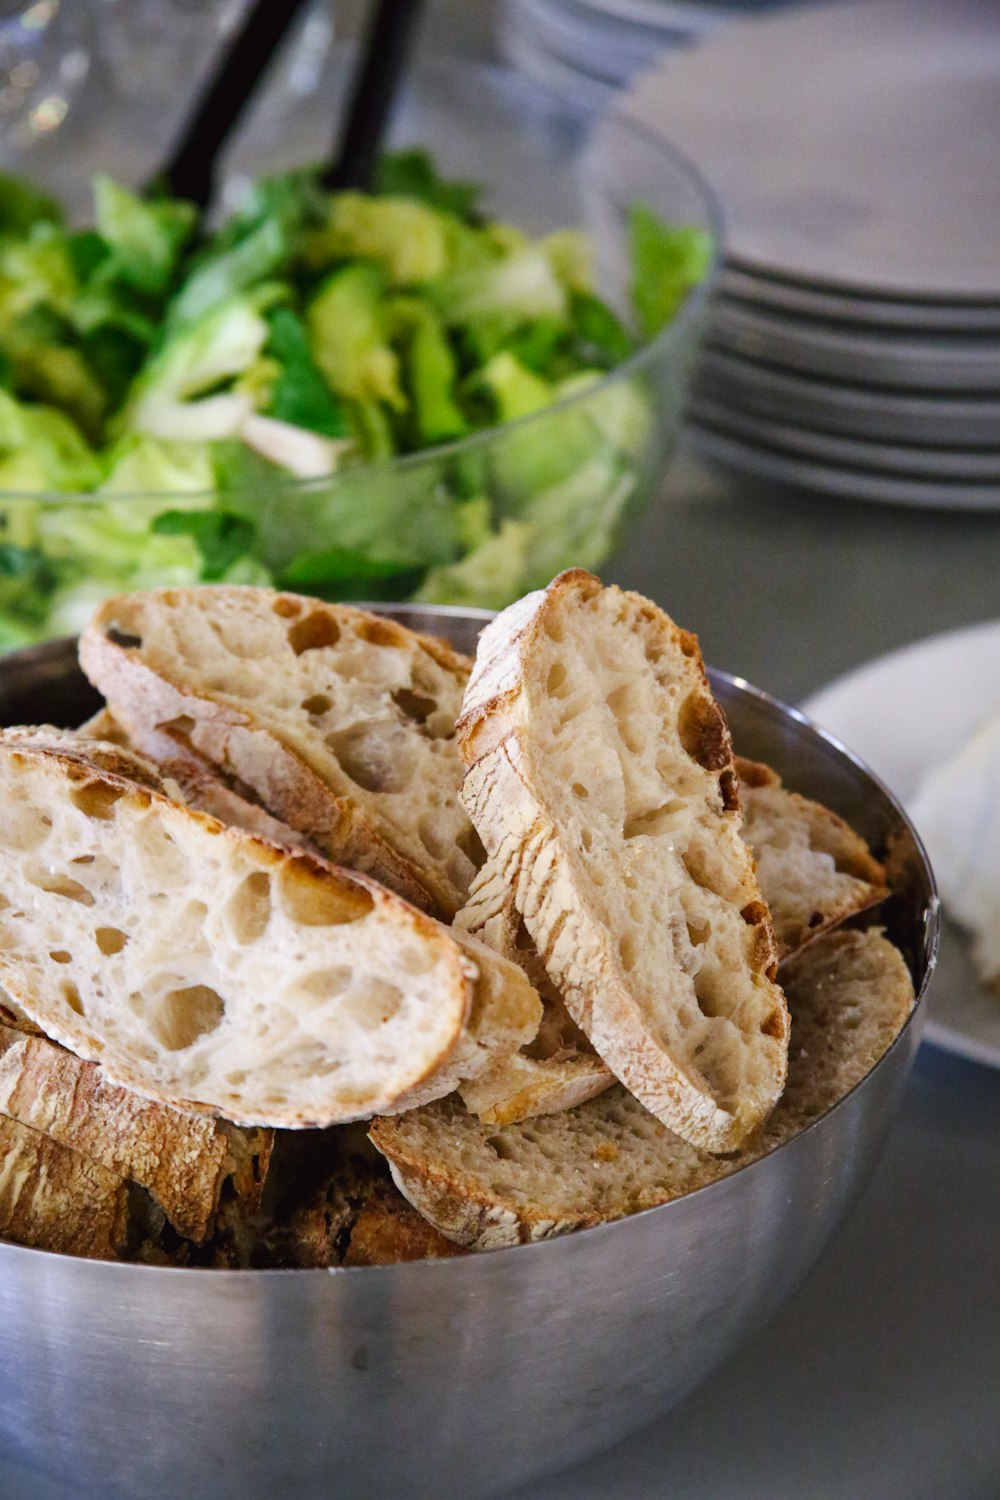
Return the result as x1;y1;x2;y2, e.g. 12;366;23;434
279;866;374;926
392;687;438;727
572;782;589;800
340;979;403;1030
740;901;769;927
106;626;142;649
397;945;435;978
71;855;95;865
70;780;124;821
623;800;683;840
761;1008;785;1039
227;872;272;945
581;828;593;853
95;927;128;957
486;1134;516;1160
49;950;72;964
353;617;400;648
327;723;415;794
606;683;643;755
272;596;301;619
546;662;568;697
686;919;711;947
26;871;95;907
61;981;84;1015
296;966;353;1001
619;933;637;972
542;615;565;644
288;611;340;655
677;692;730;773
807;911;824;929
141;984;226;1051
301;694;332;717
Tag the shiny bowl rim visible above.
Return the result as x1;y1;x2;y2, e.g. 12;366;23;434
0;107;723;509
0;627;938;1278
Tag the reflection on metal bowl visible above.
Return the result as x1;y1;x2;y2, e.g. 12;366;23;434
0;606;937;1500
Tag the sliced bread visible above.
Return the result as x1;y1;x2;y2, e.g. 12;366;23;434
0;1114;131;1259
369;928;915;1249
454;760;887;1126
737;757;888;959
79;587;483;917
0;731;535;1127
456;569;789;1152
454;861;613;1125
0;1019;272;1242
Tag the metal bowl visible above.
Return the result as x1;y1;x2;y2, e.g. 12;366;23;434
0;608;937;1500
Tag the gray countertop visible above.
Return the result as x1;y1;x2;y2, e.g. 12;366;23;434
2;3;999;1495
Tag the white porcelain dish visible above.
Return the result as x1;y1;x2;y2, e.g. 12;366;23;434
804;620;1000;1069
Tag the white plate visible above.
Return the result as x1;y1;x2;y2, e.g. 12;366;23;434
690;423;1000;510
690;397;1000;481
624;0;1000;299
803;620;1000;1069
718;266;1000;334
697;349;1000;448
709;300;1000;391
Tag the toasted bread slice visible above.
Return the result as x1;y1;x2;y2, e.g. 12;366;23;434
454;862;613;1125
737;757;888;959
0;731;534;1127
370;928;914;1249
0;1114;131;1259
79;587;483;917
456;570;789;1152
0;1021;271;1242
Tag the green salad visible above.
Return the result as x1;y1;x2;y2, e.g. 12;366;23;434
0;153;712;646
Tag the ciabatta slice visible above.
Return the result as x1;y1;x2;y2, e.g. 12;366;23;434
370;928;914;1249
454;861;612;1125
736;757;888;959
0;1020;271;1242
457;570;789;1152
79;587;483;916
0;732;529;1127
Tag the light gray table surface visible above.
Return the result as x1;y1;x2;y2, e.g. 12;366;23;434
3;1;999;1495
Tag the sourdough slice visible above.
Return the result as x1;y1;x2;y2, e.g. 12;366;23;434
0;1114;131;1259
454;861;613;1125
0;731;529;1127
737;757;888;959
455;762;887;1125
370;928;914;1249
79;587;482;916
78;708;315;851
69;724;541;1116
0;1021;272;1242
457;570;789;1152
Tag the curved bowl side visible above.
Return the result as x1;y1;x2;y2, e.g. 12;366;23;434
0;619;936;1500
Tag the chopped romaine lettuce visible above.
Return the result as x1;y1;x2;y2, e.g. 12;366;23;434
630;204;713;338
0;155;711;642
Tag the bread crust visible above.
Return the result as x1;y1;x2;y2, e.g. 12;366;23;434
456;571;788;1153
370;928;914;1249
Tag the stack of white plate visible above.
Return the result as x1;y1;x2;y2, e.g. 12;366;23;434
499;0;794;113
623;0;1000;508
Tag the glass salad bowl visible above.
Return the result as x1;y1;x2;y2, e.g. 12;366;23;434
0;57;720;649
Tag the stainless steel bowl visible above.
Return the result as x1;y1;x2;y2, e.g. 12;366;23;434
0;608;937;1500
